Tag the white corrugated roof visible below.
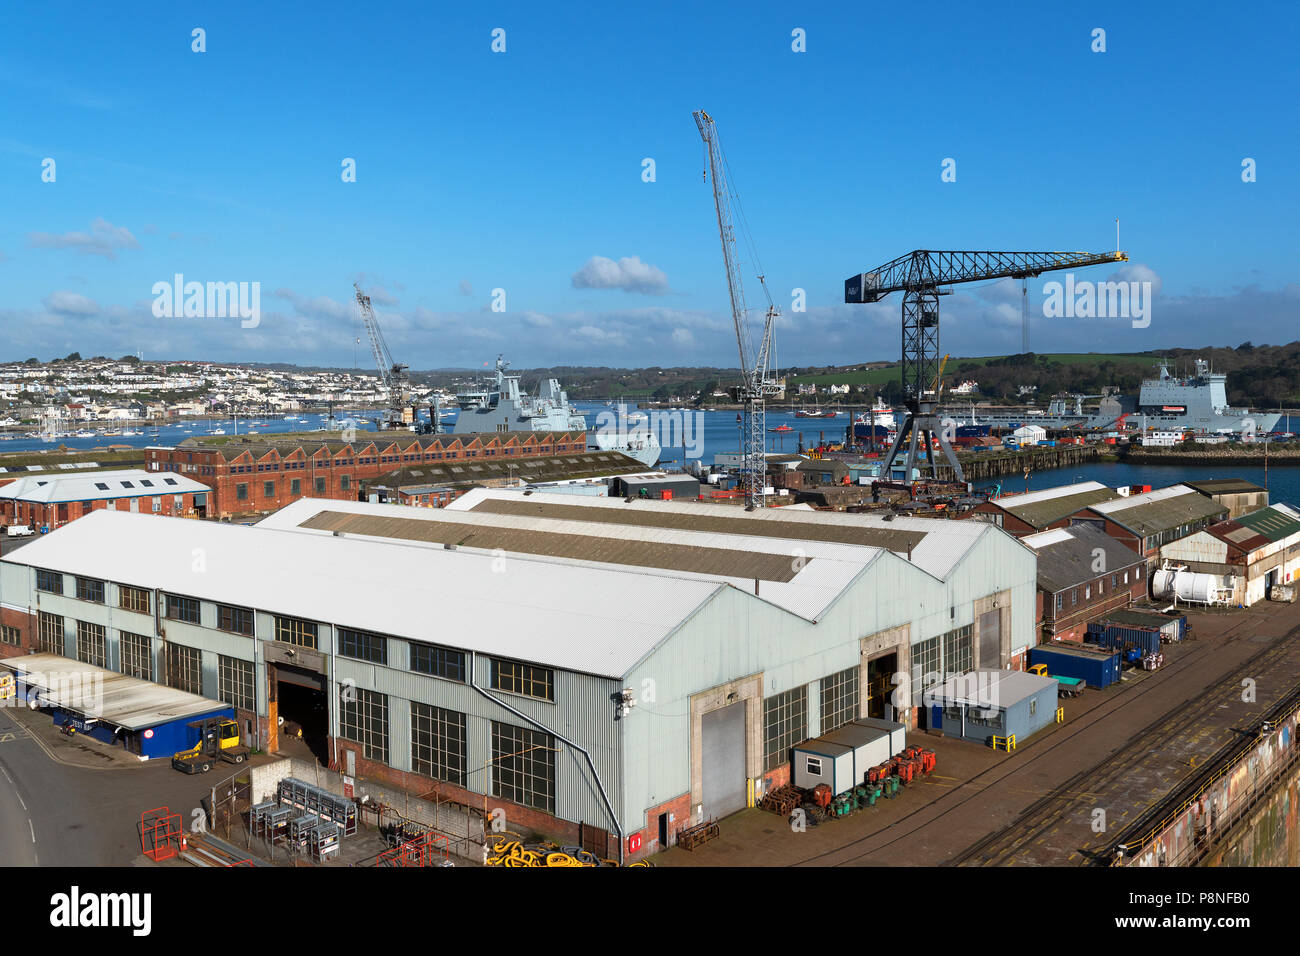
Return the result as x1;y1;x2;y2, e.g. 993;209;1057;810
0;469;208;503
259;497;881;621
1088;484;1193;513
443;488;991;581
937;669;1056;708
997;481;1108;509
1;510;723;678
0;653;229;730
1021;527;1075;549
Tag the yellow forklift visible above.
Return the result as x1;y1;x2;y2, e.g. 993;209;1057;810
171;717;251;774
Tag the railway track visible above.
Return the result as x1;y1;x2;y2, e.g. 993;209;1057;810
952;621;1300;866
789;613;1290;867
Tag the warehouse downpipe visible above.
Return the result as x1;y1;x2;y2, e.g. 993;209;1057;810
469;652;625;864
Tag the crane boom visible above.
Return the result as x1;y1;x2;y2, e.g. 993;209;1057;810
695;109;781;510
354;283;411;428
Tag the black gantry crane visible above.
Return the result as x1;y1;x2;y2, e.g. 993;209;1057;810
845;249;1128;481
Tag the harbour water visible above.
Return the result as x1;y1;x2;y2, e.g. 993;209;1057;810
4;405;1298;504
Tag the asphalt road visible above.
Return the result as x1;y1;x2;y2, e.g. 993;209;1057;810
0;708;217;866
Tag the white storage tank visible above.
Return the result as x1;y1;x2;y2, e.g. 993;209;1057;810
1152;567;1230;604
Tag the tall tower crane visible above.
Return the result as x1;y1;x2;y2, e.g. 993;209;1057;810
353;282;412;429
694;109;781;510
845;249;1128;481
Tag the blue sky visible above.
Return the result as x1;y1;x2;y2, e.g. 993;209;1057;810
2;1;1296;369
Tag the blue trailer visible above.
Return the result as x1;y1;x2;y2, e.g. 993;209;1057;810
1030;643;1122;690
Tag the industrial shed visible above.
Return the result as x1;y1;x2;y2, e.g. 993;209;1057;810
0;489;1036;862
0;653;233;758
966;481;1121;536
1182;479;1269;520
609;474;701;500
1157;504;1300;606
1070;484;1228;561
928;670;1059;747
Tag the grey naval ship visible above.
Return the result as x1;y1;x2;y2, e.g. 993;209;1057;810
951;358;1279;434
452;356;661;466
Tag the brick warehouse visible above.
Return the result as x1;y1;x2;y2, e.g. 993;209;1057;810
0;468;210;532
143;430;587;520
0;490;1034;861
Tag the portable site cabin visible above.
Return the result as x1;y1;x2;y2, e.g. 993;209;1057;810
791;718;906;795
928;670;1059;746
1;653;235;759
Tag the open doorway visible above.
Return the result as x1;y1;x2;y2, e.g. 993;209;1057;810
271;663;329;764
866;651;898;720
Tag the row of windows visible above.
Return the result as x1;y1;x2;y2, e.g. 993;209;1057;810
1054;568;1136;611
210;443;577;474
35;583;553;702
37;572;151;616
234;476;347;500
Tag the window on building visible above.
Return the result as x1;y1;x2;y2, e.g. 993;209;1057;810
218;655;255;711
763;686;807;772
274;616;317;649
1085;584;1092;600
339;627;387;665
165;593;201;625
152;496;162;513
0;625;19;646
410;643;465;682
910;637;941;706
75;577;105;603
75;621;107;667
235;483;248;501
119;585;150;615
35;569;63;594
1029;698;1038;717
410;702;466;785
165;643;203;695
263;480;275;498
314;477;326;495
1055;593;1063;611
37;612;64;655
491;721;555;812
1071;588;1078;606
1112;573;1118;588
290;478;301;496
119;631;152;680
1123;570;1129;584
338;687;388;763
217;604;255;636
943;624;974;676
820;667;859;732
340;475;351;492
490;658;554;701
805;756;822;775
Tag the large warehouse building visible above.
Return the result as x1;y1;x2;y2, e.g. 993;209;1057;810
0;490;1035;860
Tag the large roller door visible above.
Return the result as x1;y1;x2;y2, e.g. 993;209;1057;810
978;609;1001;667
701;701;747;819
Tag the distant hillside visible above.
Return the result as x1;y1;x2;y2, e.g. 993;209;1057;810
787;343;1300;408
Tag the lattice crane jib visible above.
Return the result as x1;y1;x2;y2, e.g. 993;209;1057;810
695;109;781;510
844;250;1128;483
354;282;412;425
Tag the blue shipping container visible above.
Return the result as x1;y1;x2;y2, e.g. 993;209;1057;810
1086;623;1161;657
1029;644;1121;689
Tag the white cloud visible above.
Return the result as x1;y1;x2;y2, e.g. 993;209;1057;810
43;291;100;315
1112;262;1163;295
28;218;140;259
571;255;670;295
671;328;695;346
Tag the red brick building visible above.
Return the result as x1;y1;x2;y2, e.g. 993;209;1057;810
1021;524;1148;642
0;468;209;532
144;431;587;520
964;481;1120;536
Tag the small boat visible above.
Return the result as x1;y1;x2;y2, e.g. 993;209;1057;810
210;428;226;435
769;424;793;432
